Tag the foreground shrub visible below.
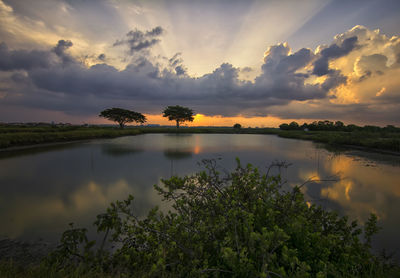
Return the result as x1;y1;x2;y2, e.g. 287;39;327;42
47;159;398;277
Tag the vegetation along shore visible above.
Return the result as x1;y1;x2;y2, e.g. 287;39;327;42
1;122;399;154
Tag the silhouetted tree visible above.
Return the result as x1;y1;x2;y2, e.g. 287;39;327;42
384;125;399;132
279;123;290;130
364;125;381;132
334;121;344;130
233;123;242;129
301;123;309;130
99;108;146;128
346;124;361;132
162;105;194;128
289;121;300;130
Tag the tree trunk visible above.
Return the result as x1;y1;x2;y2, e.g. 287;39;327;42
119;122;124;129
176;120;180;128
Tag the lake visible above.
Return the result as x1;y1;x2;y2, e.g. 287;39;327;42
0;133;399;259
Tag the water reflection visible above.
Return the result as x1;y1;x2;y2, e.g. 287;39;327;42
0;179;132;239
0;134;399;259
320;153;400;223
0;142;84;160
164;149;193;160
101;143;142;157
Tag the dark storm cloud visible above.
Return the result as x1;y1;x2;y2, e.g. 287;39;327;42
53;40;72;56
321;70;347;91
175;66;186;75
1;24;399;125
53;40;75;65
275;48;313;74
0;39;292;117
0;39;344;117
146;26;163;37
0;42;54;71
113;27;164;55
168;53;187;75
313;36;358;76
169;53;183;67
254;44;328;101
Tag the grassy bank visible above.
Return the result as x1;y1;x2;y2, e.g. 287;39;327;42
0;125;142;149
1;125;399;154
276;130;400;153
0;125;279;150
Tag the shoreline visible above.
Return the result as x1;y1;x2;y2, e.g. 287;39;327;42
0;127;399;156
0;139;91;153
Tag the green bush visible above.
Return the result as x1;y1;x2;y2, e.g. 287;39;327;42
44;159;398;277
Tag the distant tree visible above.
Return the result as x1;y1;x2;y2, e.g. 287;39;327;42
289;121;300;130
233;123;242;129
384;125;399;133
346;124;361;132
99;108;146;128
301;123;308;130
279;123;290;130
364;125;381;132
334;121;344;130
162;105;194;128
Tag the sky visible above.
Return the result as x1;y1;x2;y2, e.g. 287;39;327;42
0;0;399;127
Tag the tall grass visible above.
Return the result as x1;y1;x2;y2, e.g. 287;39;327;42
0;260;120;278
0;127;142;149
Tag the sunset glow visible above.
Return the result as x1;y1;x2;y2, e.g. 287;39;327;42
0;0;399;126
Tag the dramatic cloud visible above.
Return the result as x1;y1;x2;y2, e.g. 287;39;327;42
113;27;164;55
53;39;74;65
0;24;399;125
97;53;106;61
254;43;323;101
313;36;358;76
0;42;54;71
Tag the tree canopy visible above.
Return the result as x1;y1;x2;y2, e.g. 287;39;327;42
279;120;400;132
99;108;146;128
162;105;194;128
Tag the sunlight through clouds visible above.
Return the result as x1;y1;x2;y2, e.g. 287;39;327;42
0;0;399;126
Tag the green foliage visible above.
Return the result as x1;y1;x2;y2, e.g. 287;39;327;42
45;159;398;277
99;108;146;128
233;123;242;129
0;260;118;278
279;120;400;133
289;121;300;130
277;130;400;152
0;126;142;149
162;105;194;128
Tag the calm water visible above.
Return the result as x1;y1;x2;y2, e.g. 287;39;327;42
1;134;399;258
